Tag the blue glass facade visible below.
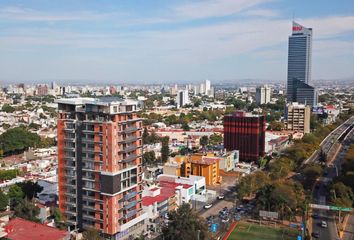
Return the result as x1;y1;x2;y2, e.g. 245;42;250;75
287;22;317;106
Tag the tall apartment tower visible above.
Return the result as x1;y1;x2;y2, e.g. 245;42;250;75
287;21;317;106
255;85;271;105
56;98;147;239
176;90;190;108
224;111;266;162
285;102;311;134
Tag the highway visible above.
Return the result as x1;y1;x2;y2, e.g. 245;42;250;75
304;116;354;165
311;118;354;240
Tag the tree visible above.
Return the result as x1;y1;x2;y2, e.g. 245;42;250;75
209;133;223;146
161;137;170;163
329;182;354;207
269;157;295;180
0;127;41;155
0;169;20;181
182;122;190;131
0;190;8;211
82;227;102;240
18;181;43;200
199;136;209;148
162;203;210;240
267;121;285;131
14;199;40;221
142;127;149;145
236;171;270;199
142;151;156;166
1;104;15;113
302;164;323;188
52;207;66;230
8;184;24;207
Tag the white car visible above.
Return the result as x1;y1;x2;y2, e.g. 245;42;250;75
221;218;230;223
321;221;328;228
204;203;213;209
217;195;225;200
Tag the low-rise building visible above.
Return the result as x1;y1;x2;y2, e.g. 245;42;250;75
163;154;222;186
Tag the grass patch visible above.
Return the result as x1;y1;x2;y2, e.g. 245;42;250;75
228;222;299;240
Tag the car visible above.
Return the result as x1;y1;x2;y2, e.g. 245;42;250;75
217;195;225;200
312;232;320;238
234;214;241;221
204;203;213;209
321;221;328;228
221;218;230;223
312;213;319;219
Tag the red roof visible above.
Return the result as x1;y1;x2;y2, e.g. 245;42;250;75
159;180;192;190
5;218;69;240
142;186;176;206
326;105;335;110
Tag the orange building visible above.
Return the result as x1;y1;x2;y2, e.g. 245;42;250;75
164;154;222;186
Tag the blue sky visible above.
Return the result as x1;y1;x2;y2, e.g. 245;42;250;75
0;0;354;84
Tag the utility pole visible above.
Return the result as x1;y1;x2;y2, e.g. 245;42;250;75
197;229;201;240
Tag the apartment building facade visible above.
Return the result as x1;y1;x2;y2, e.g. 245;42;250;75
56;97;147;239
285;102;311;134
224;111;266;162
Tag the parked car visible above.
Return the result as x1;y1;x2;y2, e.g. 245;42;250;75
217;195;225;200
221;218;230;223
204;203;213;209
234;214;241;221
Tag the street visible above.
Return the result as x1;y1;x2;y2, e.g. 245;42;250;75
311;118;354;240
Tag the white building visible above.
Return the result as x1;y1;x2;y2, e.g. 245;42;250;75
176;90;190;108
256;85;271;105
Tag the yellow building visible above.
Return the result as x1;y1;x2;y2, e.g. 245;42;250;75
163;154;222;186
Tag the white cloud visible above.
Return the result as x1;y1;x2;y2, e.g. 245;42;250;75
173;0;274;20
0;6;111;21
243;8;279;17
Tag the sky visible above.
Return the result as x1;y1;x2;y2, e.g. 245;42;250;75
0;0;354;84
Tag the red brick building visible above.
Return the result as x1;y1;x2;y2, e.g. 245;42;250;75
224;111;266;162
56;97;146;239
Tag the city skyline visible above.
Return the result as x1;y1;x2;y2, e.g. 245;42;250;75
1;0;354;84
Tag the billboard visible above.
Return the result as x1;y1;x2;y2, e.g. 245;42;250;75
259;210;279;219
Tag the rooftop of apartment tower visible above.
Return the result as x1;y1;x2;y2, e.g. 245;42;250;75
55;97;140;114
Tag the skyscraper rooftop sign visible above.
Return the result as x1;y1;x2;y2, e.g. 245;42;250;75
292;21;311;35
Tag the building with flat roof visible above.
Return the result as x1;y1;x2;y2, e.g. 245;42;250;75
285;102;311;134
224;111;266;162
256;85;271;105
163;154;221;186
56;97;147;239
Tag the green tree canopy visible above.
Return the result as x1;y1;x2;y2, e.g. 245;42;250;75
142;151;156;166
302;164;323;188
199;135;209;147
0;127;41;155
18;181;43;200
161;136;170;163
162;203;210;240
0;190;8;211
236;171;271;199
14;198;40;222
1;104;15;113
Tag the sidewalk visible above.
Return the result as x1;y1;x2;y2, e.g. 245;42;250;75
342;214;354;240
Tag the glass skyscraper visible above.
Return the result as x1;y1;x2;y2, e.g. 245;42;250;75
287;21;317;106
